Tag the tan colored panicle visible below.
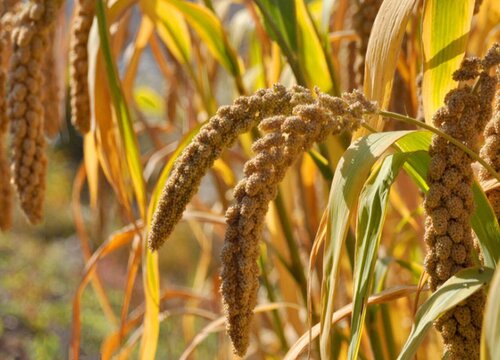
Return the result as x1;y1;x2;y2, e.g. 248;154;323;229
7;0;59;224
423;51;497;360
353;0;382;87
0;4;13;231
479;84;500;217
148;85;298;251
220;88;376;356
42;26;60;137
69;0;95;134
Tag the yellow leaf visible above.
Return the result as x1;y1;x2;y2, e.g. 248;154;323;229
422;0;474;123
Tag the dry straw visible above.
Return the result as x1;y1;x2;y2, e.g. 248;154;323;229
69;0;95;134
7;0;59;224
221;88;376;356
423;46;498;360
148;84;297;251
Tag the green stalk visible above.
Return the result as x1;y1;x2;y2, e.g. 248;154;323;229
259;255;289;351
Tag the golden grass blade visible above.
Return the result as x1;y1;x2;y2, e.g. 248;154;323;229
421;0;474;123
285;285;421;360
123;16;154;99
88;21;132;212
70;227;137;360
72;164;117;326
139;0;192;65
138;249;160;360
101;289;205;358
354;0;417;137
179;303;302;360
83;134;99;209
118;236;142;343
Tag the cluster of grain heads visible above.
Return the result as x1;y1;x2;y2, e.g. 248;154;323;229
423;45;499;360
148;84;297;251
352;0;382;87
221;88;376;356
69;0;95;134
6;0;60;224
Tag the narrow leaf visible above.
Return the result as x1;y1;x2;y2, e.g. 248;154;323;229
397;267;494;360
96;0;147;216
348;153;410;359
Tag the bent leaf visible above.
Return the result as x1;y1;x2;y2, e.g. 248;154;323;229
356;0;417;136
321;130;424;358
397;267;493;360
348;153;410;359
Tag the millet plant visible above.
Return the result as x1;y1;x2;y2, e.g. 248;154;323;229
0;0;500;359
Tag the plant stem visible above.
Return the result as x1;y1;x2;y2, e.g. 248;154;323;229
377;110;500;185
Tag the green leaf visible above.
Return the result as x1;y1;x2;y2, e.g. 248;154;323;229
422;0;475;123
321;130;422;358
296;0;333;92
482;265;500;359
348;153;410;360
96;0;146;217
397;267;494;360
160;0;242;78
256;0;298;51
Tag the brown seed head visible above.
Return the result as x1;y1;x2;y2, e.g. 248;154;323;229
69;0;95;134
424;48;498;359
220;88;376;356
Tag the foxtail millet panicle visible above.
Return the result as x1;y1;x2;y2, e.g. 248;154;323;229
479;46;500;218
423;48;498;360
148;84;299;251
0;4;13;231
7;0;59;224
42;26;61;137
69;0;95;134
220;87;376;356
